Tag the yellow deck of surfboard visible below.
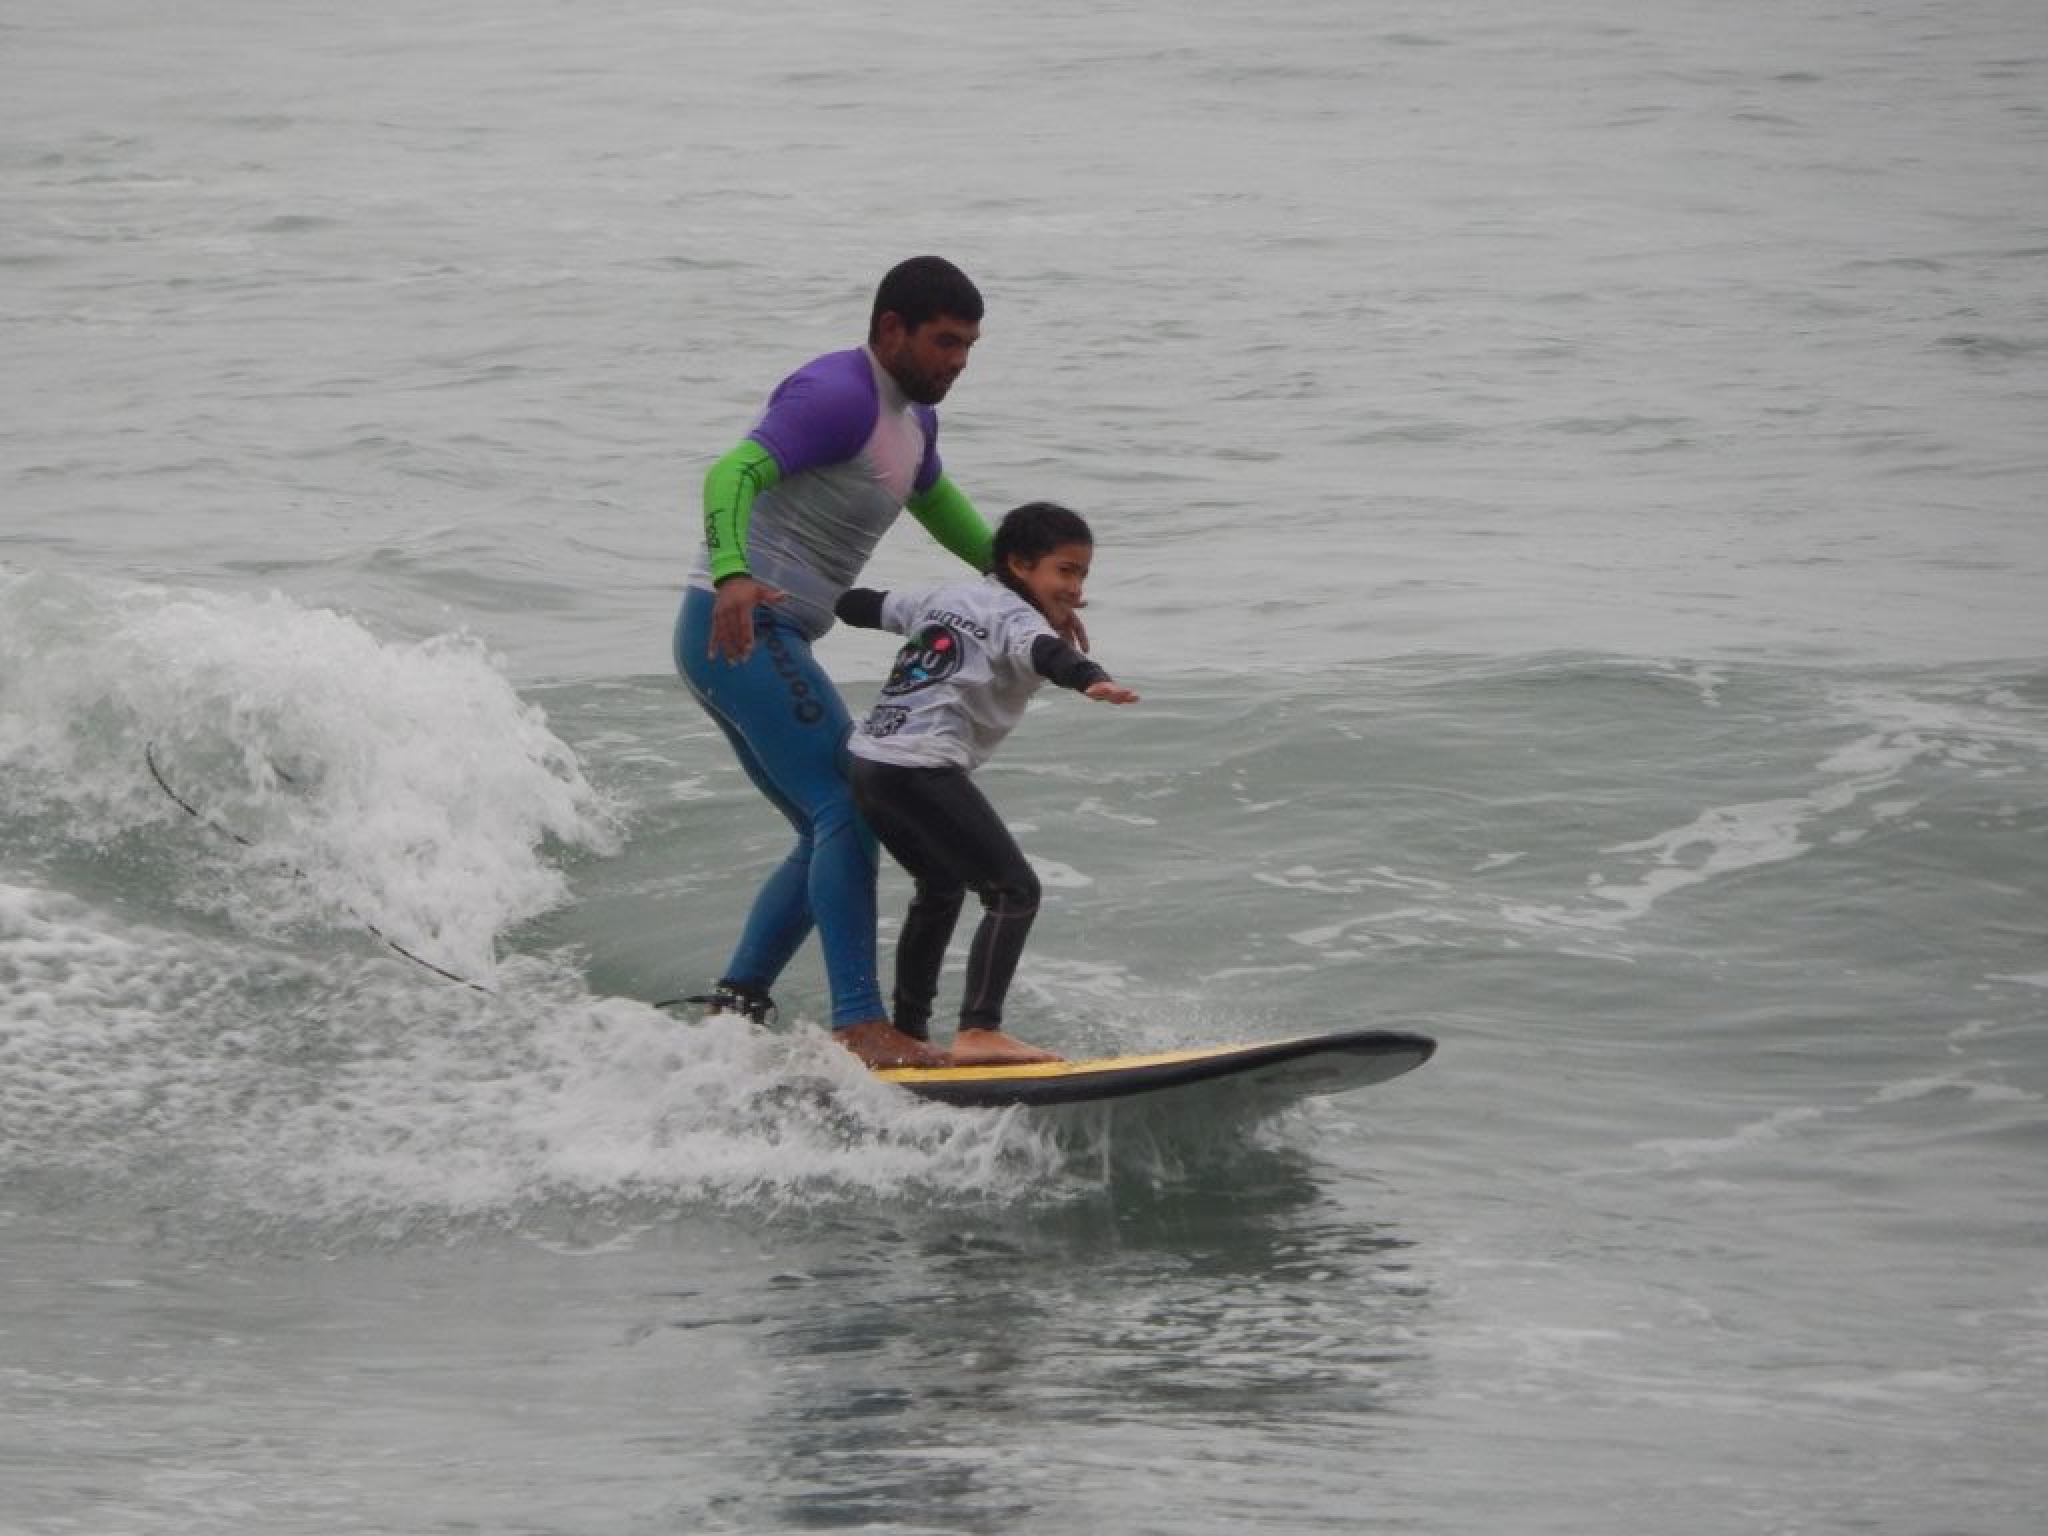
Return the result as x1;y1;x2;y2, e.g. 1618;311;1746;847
873;1038;1278;1086
872;1028;1436;1108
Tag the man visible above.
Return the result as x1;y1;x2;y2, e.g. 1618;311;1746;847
673;256;1000;1069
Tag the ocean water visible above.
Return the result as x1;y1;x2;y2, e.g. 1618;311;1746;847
4;1;2046;1532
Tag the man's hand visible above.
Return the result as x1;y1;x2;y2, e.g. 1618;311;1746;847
708;575;786;662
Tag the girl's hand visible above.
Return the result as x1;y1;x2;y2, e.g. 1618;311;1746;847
1085;680;1139;705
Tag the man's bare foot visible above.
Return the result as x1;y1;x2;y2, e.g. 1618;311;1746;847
949;1028;1063;1066
836;1018;949;1069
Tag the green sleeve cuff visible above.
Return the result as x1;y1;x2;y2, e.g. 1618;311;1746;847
904;473;995;572
701;439;782;583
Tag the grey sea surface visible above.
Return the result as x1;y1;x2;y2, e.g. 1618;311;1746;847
4;2;2046;1532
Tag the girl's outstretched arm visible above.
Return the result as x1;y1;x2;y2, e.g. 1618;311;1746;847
1031;636;1134;701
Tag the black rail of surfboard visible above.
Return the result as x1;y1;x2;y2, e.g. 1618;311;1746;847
886;1028;1437;1109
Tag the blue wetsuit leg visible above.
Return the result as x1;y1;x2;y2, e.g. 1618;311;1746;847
674;587;885;1028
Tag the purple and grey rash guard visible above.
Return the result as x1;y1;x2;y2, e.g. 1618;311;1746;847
690;347;941;639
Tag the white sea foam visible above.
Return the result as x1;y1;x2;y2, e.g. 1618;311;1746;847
0;881;1083;1220
1;566;617;979
1867;1074;2040;1107
1495;677;2031;936
1636;1106;1830;1167
231;1000;1079;1224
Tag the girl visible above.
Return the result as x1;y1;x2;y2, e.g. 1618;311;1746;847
834;502;1139;1066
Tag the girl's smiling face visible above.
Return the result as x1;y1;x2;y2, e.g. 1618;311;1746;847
1006;541;1094;629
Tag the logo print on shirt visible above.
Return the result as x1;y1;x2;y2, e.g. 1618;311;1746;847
861;704;911;739
880;622;966;696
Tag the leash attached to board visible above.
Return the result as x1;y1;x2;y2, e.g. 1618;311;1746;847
143;741;495;994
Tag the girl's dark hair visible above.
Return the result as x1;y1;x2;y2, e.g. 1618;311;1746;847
868;256;983;341
993;501;1093;581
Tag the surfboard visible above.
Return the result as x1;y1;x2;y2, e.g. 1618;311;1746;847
871;1027;1435;1109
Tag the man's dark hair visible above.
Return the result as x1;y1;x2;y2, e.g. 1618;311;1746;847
993;501;1093;571
869;256;983;341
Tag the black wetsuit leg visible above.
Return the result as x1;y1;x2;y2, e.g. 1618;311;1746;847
849;758;1042;1036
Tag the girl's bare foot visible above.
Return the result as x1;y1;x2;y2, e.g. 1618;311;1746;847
836;1018;949;1069
949;1028;1063;1066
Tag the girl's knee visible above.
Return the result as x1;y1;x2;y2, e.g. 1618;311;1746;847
983;866;1040;912
913;877;967;908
